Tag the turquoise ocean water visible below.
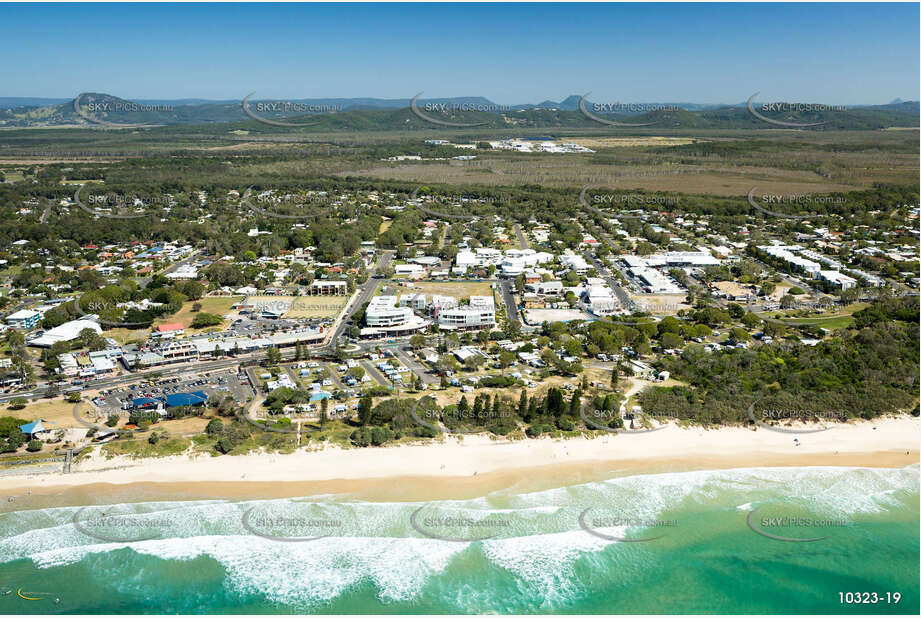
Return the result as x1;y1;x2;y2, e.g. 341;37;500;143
0;465;917;614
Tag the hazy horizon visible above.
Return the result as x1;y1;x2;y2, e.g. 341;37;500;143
1;2;917;105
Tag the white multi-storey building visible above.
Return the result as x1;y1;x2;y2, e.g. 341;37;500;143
631;267;683;294
559;252;590;274
758;245;821;276
399;293;427;311
365;296;414;327
430;295;459;317
438;296;496;330
819;270;857;290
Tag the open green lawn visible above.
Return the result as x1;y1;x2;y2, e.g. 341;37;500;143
152;296;242;330
756;302;869;331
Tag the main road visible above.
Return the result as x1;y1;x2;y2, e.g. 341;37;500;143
322;250;394;349
499;279;520;325
584;251;636;311
513;223;529;249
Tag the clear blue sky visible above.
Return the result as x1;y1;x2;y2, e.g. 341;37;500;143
2;2;917;104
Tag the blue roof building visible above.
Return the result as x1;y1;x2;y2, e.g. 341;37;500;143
165;390;209;407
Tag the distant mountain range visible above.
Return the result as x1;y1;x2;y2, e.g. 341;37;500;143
0;93;917;130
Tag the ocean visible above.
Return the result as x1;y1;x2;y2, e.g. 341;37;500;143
1;465;917;614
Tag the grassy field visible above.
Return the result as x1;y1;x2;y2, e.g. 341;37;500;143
404;280;495;298
5;397;81;428
103;326;152;345
153;296;242;331
101;436;193;459
334;129;917;196
343;160;868;197
629;293;690;313
759;313;856;330
756;302;869;331
572;137;700;148
239;294;347;319
0;169;25;182
60;178;104;185
287;295;349;319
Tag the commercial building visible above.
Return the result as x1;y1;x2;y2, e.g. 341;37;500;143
438;297;496;330
631;267;683;294
164;264;199;280
399;293;427;311
309;280;347;295
365;296;414;328
430;295;458;317
6;309;41;329
395;263;426;278
29;319;102;347
758;245;821;276
361;295;429;338
621;251;721;269
583;285;619;315
408;256;441;267
819;270;857;290
559;253;591;274
527;281;564;296
152;323;184;339
499;249;555;277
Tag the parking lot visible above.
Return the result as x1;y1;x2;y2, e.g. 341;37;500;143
90;368;254;418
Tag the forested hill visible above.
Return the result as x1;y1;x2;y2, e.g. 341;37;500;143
1;92;917;131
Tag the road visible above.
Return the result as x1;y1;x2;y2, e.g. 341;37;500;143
359;359;389;386
283;365;304;387
0;356;248;404
136;251;200;288
513;223;528;249
323;250;394;348
499;279;520;325
40;198;53;223
322;362;347;390
584;251;636;311
389;345;438;386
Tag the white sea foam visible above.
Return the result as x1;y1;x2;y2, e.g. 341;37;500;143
1;464;916;607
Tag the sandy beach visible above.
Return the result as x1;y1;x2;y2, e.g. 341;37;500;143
1;416;917;506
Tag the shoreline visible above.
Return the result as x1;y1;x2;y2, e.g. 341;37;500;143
1;416;918;506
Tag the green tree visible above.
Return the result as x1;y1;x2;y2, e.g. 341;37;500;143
265;346;282;366
191;312;222;328
205;418;224;436
358;394;373;426
569;389;582;416
518;389;528;417
660;332;683;349
8;397;27;410
741;312;761;328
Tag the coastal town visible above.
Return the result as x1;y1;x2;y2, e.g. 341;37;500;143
0;1;919;614
0;180;917;462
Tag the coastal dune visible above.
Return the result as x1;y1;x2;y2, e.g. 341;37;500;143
1;416;917;502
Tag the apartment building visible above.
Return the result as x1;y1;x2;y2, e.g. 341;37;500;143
5;309;41;329
366;296;415;327
438;296;496;330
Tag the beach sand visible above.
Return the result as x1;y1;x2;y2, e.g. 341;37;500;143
1;416;918;507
